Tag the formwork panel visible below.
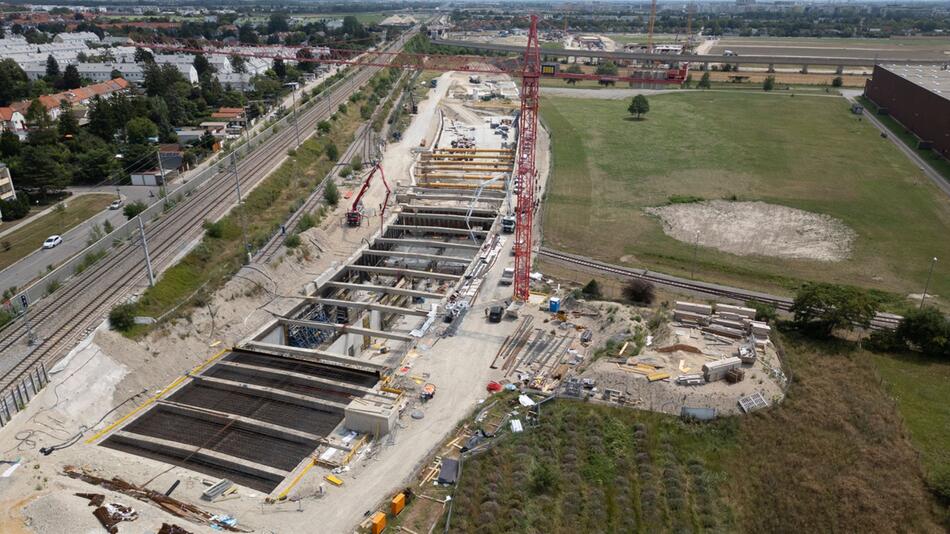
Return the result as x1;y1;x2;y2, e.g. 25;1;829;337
202;366;357;403
226;351;379;388
118;409;316;471
167;382;343;435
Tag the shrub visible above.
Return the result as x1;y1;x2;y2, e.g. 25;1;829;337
123;201;147;219
0;195;30;221
317;121;331;135
325;142;339;161
284;233;301;248
45;279;61;296
530;462;560;495
763;75;775;91
203;219;225;239
109;302;136;331
102;219;114;234
745;300;777;323
832;76;843;88
298;212;316;232
623;279;655;305
894;306;950;358
351;155;362;170
323;180;340;206
337;103;347;114
581;279;601;299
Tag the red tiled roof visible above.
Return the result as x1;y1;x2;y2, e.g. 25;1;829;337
217;107;244;114
10;78;131;114
0;107;14;121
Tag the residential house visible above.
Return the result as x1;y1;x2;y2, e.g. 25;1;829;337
0;163;14;224
217;72;255;92
210;107;247;134
53;32;101;44
0;107;27;137
7;78;131;125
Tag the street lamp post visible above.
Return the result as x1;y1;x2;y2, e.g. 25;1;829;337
920;256;938;309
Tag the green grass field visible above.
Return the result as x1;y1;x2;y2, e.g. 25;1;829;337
872;351;950;501
540;92;950;306
0;194;112;271
448;334;946;532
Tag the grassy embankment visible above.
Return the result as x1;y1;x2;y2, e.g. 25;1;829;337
540;92;950;307
123;101;363;336
0;193;113;271
448;334;947;532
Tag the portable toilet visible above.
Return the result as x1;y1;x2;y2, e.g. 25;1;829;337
549;297;561;313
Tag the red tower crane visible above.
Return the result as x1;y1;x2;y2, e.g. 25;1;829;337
143;16;686;302
512;15;541;302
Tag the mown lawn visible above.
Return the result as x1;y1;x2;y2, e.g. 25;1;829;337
540;92;950;306
0;193;113;271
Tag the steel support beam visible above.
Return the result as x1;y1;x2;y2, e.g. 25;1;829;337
362;249;472;264
156;400;322;444
387;224;488;237
309;297;432;317
279;318;414;342
345;264;462;281
193;374;351;411
323;281;445;300
399;205;499;216
214;361;376;396
374;237;482;251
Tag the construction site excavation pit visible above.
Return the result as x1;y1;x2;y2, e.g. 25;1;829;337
646;200;857;262
98;349;383;494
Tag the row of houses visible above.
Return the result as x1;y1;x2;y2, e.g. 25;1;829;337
0;78;131;136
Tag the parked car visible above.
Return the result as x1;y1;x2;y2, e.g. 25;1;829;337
42;235;63;249
109;199;123;210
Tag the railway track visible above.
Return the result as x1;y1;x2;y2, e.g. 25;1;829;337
253;123;375;264
537;247;903;330
0;32;415;409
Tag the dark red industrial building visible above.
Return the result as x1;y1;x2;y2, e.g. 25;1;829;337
864;64;950;158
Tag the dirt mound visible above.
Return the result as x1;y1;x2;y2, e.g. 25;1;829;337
646;200;855;262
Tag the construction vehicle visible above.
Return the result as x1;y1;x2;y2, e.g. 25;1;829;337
345;162;390;227
500;267;515;285
501;215;516;233
488;305;504;323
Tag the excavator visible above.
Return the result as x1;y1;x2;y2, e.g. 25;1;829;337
345;162;391;227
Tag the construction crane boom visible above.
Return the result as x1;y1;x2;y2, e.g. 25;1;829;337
346;163;390;227
648;0;658;53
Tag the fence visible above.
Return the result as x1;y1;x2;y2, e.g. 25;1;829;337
0;361;48;427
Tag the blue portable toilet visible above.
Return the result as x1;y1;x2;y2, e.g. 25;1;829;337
549;297;561;313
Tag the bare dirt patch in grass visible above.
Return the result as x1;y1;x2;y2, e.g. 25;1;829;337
646;200;855;262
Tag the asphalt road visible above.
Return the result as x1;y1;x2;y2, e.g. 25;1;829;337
0;186;157;294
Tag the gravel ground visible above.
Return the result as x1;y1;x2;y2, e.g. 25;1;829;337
646;200;856;262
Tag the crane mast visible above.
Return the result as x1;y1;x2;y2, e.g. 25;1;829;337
513;15;541;302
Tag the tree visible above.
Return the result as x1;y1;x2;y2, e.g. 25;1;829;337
57;101;79;137
684;74;693;88
763;75;775;91
341;16;366;38
61;64;81;89
126;116;158;145
628;94;650;120
268;13;290;34
110;68;122;80
832;76;843;88
193;54;215;77
623;279;655;305
44;54;60;79
25;98;50;129
581;279;601;299
123;201;147;219
895;307;950;358
230;54;246;74
595;61;618;76
325;142;339;160
0;58;30;106
134;47;154;64
790;282;878;337
324;180;340;206
529;461;560;495
0;130;20;158
273;58;287;80
239;24;259;44
296;48;315;72
698;71;711;89
18;143;70;198
73;136;120;184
